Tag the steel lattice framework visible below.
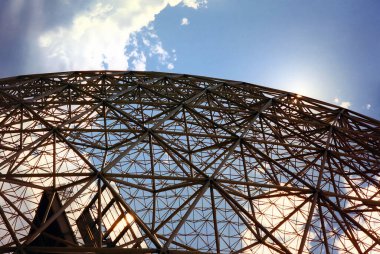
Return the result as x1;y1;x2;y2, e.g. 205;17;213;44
0;71;379;254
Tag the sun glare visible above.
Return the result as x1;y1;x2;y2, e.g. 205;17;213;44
114;213;135;233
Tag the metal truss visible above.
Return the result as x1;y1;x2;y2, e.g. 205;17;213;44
0;71;379;254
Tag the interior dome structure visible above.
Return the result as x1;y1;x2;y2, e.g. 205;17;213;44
0;71;379;253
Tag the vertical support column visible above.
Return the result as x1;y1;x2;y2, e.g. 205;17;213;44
97;178;102;247
53;132;56;189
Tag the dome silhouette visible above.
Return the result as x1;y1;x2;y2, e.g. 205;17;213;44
0;71;379;253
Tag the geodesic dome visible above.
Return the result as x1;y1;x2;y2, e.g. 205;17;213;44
0;71;379;253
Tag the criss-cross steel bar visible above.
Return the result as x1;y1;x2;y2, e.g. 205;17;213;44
0;71;379;253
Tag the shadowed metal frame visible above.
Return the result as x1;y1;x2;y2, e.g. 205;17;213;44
0;71;379;253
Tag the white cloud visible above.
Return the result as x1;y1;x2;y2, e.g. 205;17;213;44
183;0;207;9
181;17;190;25
340;101;351;109
333;97;351;109
167;63;174;69
366;104;371;110
35;0;206;72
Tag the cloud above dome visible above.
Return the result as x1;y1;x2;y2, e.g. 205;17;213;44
34;0;206;72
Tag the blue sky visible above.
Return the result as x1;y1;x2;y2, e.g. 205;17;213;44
0;0;379;119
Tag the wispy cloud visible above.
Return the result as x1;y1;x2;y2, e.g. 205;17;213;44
366;104;371;110
125;26;176;71
130;51;147;71
182;0;207;9
181;17;190;25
